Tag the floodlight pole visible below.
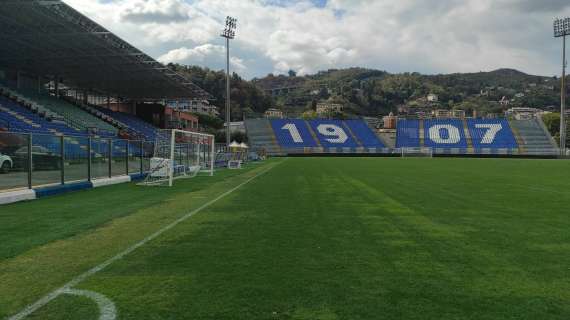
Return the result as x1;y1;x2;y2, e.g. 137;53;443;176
226;36;231;147
554;17;570;156
221;16;237;147
561;35;567;156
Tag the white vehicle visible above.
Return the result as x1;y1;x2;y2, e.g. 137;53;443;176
0;152;12;174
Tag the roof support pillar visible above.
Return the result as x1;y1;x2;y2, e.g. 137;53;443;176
55;77;59;98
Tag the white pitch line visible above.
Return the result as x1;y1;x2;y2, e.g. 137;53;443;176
62;289;116;320
7;162;281;320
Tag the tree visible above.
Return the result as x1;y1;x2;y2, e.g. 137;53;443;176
542;113;560;138
167;63;275;125
167;64;562;121
318;87;330;100
197;113;224;130
310;99;317;111
301;110;317;119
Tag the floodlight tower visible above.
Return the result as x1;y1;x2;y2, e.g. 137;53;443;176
221;16;237;147
554;17;570;156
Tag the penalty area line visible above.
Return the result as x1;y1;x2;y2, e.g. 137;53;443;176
7;161;281;320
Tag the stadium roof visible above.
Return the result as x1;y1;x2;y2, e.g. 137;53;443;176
0;0;211;100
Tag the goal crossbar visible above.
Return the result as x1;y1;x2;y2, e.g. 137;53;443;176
139;129;215;187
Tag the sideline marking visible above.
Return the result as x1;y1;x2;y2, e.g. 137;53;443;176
7;161;282;320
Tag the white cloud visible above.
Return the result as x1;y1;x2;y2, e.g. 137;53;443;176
120;0;190;23
158;44;224;63
230;57;247;72
63;0;570;78
158;44;246;72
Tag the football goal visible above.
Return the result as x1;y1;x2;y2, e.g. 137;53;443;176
400;147;434;158
139;129;215;187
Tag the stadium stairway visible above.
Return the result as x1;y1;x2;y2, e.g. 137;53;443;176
306;122;323;148
344;120;386;148
377;131;396;148
510;119;558;156
418;119;425;147
244;119;283;155
341;122;364;148
363;117;381;130
362;117;394;147
509;122;526;154
462;118;475;153
396;119;421;148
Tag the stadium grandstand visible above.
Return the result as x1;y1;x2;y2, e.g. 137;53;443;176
0;0;213;193
245;116;559;156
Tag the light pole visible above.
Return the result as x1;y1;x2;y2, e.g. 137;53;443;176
221;16;237;147
554;17;570;156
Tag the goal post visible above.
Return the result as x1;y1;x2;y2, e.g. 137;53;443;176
400;147;434;158
139;129;215;187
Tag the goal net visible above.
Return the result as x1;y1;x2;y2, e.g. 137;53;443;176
401;147;433;158
139;129;215;187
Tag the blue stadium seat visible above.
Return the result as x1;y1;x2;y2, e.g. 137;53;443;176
423;119;468;148
396;119;421;148
0;95;138;160
0;96;85;136
344;120;385;148
467;119;518;150
270;119;317;148
94;107;158;141
308;120;358;148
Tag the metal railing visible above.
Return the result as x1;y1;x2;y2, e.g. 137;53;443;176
0;131;154;192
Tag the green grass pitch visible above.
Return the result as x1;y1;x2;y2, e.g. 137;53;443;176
1;157;570;319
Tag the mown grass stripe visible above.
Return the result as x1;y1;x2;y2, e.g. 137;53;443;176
7;161;283;320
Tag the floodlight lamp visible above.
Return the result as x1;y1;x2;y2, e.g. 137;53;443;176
221;16;237;39
554;17;570;38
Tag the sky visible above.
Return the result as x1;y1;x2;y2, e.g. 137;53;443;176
64;0;570;79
